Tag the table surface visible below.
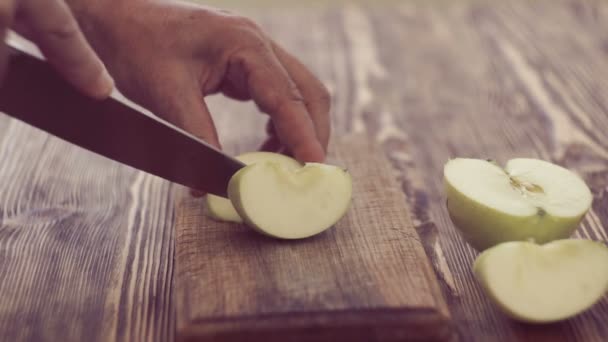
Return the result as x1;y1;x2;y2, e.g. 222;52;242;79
1;0;607;341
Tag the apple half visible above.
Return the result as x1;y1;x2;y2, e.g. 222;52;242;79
205;152;302;223
444;158;592;251
474;239;608;323
228;162;352;239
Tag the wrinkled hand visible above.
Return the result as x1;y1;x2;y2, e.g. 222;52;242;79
0;0;113;98
72;0;330;162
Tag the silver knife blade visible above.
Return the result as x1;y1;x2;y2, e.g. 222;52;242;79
0;35;245;197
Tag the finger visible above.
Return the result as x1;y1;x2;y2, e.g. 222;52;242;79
0;0;16;29
272;43;331;151
147;74;221;149
233;46;325;162
144;74;221;196
16;0;113;99
258;120;280;152
218;79;250;101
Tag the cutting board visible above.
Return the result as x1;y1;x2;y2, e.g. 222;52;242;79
174;134;453;342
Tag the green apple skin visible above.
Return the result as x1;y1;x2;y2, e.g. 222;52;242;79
445;182;586;251
206;194;243;223
228;162;352;239
205;152;301;223
474;239;608;323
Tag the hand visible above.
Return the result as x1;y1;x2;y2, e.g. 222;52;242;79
0;0;113;98
69;0;330;162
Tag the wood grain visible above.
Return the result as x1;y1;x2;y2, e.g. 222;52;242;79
354;1;608;340
0;119;175;341
175;134;452;342
208;1;608;340
1;0;607;341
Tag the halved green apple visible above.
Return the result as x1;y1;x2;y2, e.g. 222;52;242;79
228;162;352;239
205;152;302;222
444;158;592;251
474;239;608;323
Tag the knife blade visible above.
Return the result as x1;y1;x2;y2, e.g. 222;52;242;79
0;35;245;197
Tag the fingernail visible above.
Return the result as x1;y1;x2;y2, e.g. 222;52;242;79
100;68;115;95
92;68;115;99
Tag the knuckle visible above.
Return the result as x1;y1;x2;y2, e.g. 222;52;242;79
234;16;262;32
260;90;283;113
220;20;269;60
226;15;266;44
269;89;305;115
235;37;268;56
219;14;262;34
287;84;305;103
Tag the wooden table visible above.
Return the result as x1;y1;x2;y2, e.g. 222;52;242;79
1;0;607;341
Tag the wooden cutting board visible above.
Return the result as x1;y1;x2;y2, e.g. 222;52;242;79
174;134;453;342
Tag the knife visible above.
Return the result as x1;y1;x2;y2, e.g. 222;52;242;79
0;34;245;197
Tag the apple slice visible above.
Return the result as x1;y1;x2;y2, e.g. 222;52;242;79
444;158;592;251
474;239;608;323
228;162;352;239
205;152;302;222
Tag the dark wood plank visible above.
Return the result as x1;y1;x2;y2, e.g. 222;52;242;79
174;134;452;342
0;117;175;341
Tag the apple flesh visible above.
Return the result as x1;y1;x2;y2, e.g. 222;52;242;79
474;239;608;323
228;162;352;239
444;158;592;251
205;152;302;223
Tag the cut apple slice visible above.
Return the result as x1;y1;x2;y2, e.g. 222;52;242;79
228;162;352;239
206;152;301;222
444;158;592;251
474;239;608;323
